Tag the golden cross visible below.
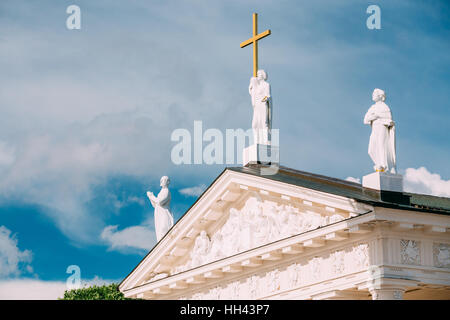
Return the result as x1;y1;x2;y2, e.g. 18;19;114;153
240;13;271;77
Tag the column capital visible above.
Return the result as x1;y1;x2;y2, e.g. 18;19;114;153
363;278;419;300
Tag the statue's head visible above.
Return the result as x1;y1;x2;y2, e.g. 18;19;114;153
257;69;267;81
372;88;386;102
160;176;170;187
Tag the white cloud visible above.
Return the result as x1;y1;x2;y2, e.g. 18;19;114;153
0;276;118;300
0;279;67;300
101;225;155;253
179;184;207;197
404;167;450;197
0;226;33;279
348;167;450;197
108;194;146;212
345;176;361;184
127;196;146;206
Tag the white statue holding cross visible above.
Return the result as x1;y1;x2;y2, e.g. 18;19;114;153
249;70;272;145
241;13;273;145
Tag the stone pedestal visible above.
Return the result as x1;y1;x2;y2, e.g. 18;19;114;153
242;144;279;167
362;171;403;192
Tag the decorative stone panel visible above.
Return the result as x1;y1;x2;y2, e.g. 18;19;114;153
400;239;420;265
433;243;450;268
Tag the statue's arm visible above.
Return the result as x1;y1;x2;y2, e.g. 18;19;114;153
146;191;156;207
156;189;170;206
363;108;377;124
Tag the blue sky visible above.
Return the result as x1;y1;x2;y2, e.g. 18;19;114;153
0;0;449;298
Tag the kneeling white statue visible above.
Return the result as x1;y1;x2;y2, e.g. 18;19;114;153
147;176;174;242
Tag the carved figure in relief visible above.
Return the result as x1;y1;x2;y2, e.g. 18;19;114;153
253;208;270;245
249;275;260;299
207;232;224;262
332;250;345;275
267;270;280;293
354;244;369;268
172;197;345;275
299;212;319;231
266;204;281;241
275;208;290;239
286;208;300;235
230;281;240;299
190;231;211;268
222;209;241;255
287;262;301;288
311;257;321;280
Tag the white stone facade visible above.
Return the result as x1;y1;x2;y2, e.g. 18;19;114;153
119;169;450;300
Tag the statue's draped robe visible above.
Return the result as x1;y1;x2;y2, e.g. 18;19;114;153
249;77;272;145
364;102;396;173
150;188;174;242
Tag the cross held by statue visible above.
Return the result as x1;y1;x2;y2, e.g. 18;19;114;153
240;13;271;77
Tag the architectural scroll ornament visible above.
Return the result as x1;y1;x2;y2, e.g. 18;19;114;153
400;240;420;265
173;196;344;274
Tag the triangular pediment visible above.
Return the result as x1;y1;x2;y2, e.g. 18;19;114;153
119;167;371;292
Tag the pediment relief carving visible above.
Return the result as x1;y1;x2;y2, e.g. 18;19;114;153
171;196;345;275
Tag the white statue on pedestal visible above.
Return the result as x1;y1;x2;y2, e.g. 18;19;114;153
364;89;396;173
249;69;272;145
147;176;174;242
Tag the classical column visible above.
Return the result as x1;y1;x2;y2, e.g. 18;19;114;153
366;278;418;300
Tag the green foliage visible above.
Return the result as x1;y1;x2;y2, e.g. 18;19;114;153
60;283;134;300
